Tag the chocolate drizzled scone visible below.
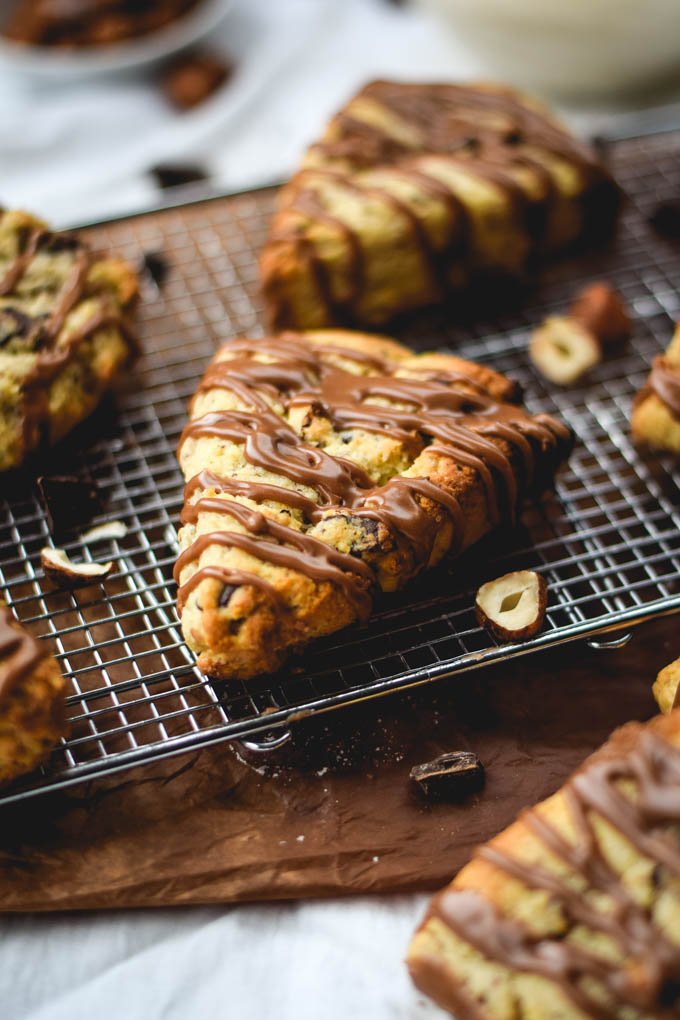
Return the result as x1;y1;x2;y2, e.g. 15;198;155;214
0;601;67;785
260;81;619;330
408;710;680;1019
176;329;572;680
0;209;139;472
632;323;680;454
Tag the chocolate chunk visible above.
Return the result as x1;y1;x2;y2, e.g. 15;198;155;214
40;231;81;255
0;307;39;348
37;475;103;539
649;201;680;241
139;251;170;292
149;162;210;191
410;751;485;801
659;979;680;1008
218;584;236;608
589;134;609;160
161;50;232;111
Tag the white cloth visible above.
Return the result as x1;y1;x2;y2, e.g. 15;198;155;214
0;3;464;1018
0;896;444;1019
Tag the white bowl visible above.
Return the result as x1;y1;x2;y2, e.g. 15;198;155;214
0;0;232;81
416;0;680;103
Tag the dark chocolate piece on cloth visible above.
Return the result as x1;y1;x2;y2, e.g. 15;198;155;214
149;163;210;191
410;751;484;801
37;475;103;539
139;251;171;293
161;50;232;111
0;616;670;913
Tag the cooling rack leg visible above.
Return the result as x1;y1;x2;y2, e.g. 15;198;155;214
237;729;293;754
587;632;633;651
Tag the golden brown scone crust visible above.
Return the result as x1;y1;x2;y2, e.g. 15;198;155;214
631;323;680;454
260;81;618;330
408;711;680;1019
175;328;571;680
0;602;67;786
653;655;680;714
0;208;139;472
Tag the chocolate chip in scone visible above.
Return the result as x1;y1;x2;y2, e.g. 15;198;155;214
649;201;680;241
503;129;524;146
39;231;82;255
410;751;485;801
37;475;103;539
149;162;210;191
161;50;233;111
349;515;382;549
0;307;39;348
218;584;237;608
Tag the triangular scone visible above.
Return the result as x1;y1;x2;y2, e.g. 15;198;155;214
632;323;680;454
175;329;571;680
260;81;618;330
408;710;680;1019
0;601;67;785
0;209;139;471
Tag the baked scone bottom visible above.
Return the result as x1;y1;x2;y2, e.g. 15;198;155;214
632;323;680;454
0;208;138;471
0;602;67;785
260;81;619;330
408;711;680;1020
175;329;572;680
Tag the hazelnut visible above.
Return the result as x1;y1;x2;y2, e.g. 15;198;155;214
475;569;547;642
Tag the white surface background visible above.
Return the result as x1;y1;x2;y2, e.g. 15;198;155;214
0;2;674;1018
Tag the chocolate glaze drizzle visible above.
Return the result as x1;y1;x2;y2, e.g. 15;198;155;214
264;82;617;328
0;603;47;705
426;726;680;1018
175;334;570;620
0;223;134;454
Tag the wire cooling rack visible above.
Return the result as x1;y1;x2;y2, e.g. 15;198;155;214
1;129;679;806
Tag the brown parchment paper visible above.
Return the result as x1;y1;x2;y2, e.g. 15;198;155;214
0;617;675;913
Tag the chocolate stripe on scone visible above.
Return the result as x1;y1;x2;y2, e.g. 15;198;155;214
261;81;619;329
175;329;571;680
408;711;680;1019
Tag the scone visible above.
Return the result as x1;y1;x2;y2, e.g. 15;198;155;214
631;322;680;453
0;208;139;472
407;710;680;1019
175;328;572;680
0;601;67;785
260;81;619;330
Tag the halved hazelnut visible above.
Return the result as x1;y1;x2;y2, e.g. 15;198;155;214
475;569;547;642
652;656;680;715
80;520;128;543
530;316;601;385
569;282;631;349
41;548;114;589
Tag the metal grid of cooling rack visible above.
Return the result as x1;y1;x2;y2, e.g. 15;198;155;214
1;128;679;806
